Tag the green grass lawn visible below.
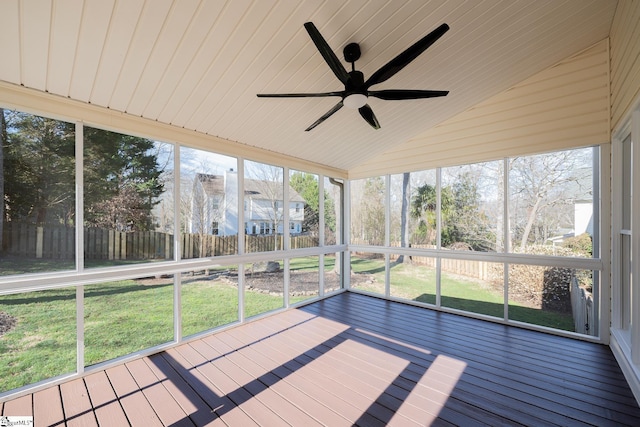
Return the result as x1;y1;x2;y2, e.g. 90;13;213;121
351;256;574;331
0;287;77;391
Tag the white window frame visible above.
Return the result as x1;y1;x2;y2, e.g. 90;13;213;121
612;107;640;366
0;104;348;400
348;146;607;342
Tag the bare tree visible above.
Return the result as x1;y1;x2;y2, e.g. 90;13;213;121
509;149;592;250
245;161;284;250
397;172;411;263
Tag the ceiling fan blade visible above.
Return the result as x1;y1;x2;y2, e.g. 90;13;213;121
368;89;449;100
365;23;449;88
304;22;350;85
305;101;344;131
358;104;381;129
257;91;344;98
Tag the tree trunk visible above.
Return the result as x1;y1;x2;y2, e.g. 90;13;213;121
519;194;543;251
398;172;410;263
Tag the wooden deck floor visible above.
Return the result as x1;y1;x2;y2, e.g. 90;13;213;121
2;292;640;426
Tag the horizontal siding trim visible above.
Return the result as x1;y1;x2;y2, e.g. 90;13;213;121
349;39;610;179
0;81;347;179
610;0;640;130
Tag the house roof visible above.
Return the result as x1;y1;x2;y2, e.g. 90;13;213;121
196;173;305;202
0;0;618;173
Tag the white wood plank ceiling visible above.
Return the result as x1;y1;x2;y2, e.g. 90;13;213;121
0;0;617;172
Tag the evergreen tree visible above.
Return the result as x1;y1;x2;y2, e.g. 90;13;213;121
290;172;336;235
83;127;164;231
1;112;164;233
2;110;75;225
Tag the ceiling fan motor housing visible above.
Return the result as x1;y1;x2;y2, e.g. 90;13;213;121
343;42;361;63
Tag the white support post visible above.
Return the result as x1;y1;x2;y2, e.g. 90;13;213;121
238;159;245;255
174;144;181;261
75;122;84;374
436;258;441;308
173;145;182;342
238;159;245;322
319;176;325;297
319;253;325;297
238;263;245;323
503;264;509;321
174;274;181;343
283;167;290;251
76;285;84;374
284;258;290;308
631;110;640;364
76;122;84;271
503;157;510;321
436;168;442;305
319;175;325;246
344;179;351;290
385;175;390;297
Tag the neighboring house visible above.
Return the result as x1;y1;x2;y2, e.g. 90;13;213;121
547;168;594;246
191;170;305;236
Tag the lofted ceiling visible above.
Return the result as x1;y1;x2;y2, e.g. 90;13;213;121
0;0;618;173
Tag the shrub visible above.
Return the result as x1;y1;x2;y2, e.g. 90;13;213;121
562;233;593;257
509;245;574;312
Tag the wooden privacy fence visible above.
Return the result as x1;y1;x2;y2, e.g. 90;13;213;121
85;228;173;260
571;275;594;335
2;222;75;259
388;252;493;281
2;222;319;260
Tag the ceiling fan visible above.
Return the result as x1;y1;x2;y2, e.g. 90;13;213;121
257;22;450;131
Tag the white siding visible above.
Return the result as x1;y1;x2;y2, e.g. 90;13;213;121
349;39;610;179
610;0;640;130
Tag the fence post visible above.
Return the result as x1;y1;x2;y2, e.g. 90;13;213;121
108;230;114;260
36;226;44;258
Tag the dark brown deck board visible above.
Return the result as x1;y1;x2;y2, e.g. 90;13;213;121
301;293;640;426
2;292;640;426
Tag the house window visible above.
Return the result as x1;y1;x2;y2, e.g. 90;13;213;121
296;203;301;213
